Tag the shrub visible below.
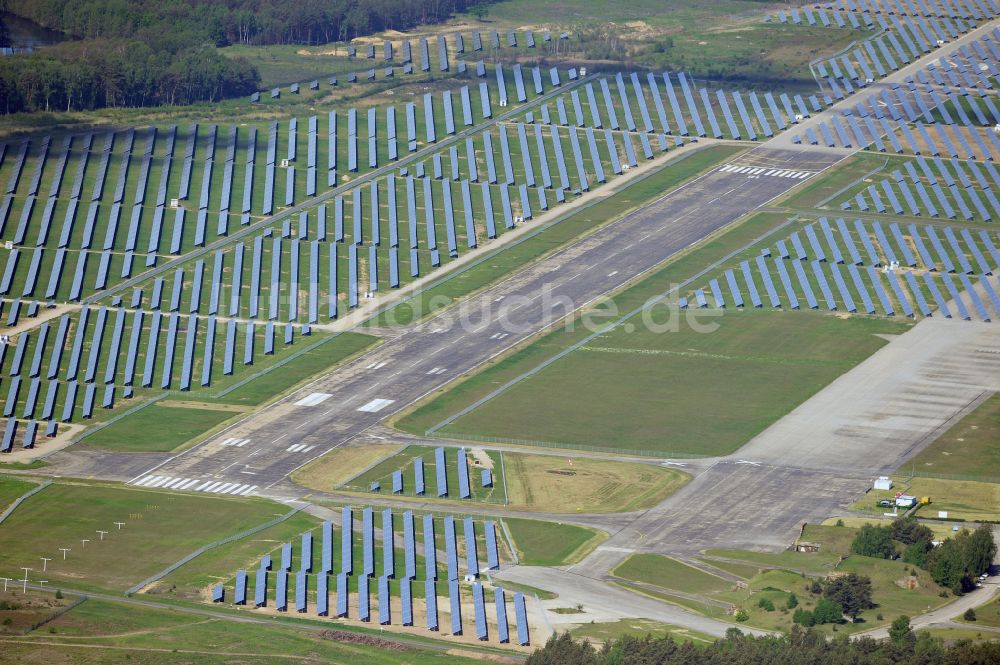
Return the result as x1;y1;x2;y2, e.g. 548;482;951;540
786;593;798;610
793;608;815;626
851;524;896;559
812;597;844;625
964;608;977;622
734;609;749;622
757;597;775;612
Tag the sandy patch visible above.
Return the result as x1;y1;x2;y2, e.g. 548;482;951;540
1;301;81;337
467;447;495;470
0;422;86;463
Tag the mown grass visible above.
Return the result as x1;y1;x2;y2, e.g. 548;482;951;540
0;475;38;511
613;554;734;594
907;392;1000;482
5;597;484;664
503;453;688;513
439;310;906;456
503;517;604;566
570;618;716;645
0;482;291;594
82;403;237;453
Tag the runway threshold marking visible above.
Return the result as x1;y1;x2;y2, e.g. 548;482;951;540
294;392;333;407
357;398;395;413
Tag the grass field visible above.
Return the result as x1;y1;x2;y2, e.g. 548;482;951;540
292;443;404;493
2;597;484;664
702;549;842;576
81;403;238;453
503;453;688;513
906;392;1000;482
849;477;1000;522
503;517;604;566
966;594;1000;628
613;555;735;595
437;311;907;456
0;476;39;511
570;618;716;645
0;482;291;594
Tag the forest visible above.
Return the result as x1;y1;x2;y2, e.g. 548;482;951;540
526;625;1000;665
0;0;490;113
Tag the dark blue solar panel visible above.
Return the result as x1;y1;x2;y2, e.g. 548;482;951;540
341;507;353;575
449;580;462;635
514;592;529;645
424;514;437;580
445;516;459;581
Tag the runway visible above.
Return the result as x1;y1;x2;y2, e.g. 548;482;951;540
121;146;844;496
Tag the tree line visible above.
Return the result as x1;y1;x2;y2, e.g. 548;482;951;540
0;39;259;113
2;0;490;47
851;520;996;594
526;623;1000;665
0;0;492;113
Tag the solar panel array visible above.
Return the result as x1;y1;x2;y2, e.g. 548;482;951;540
249;30;571;102
356;446;508;502
207;509;517;643
793;28;1000;161
687;218;1000;322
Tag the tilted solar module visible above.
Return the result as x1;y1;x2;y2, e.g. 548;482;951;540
867;267;896;316
254;567;268;607
415;457;426;494
463;517;479;576
378;575;391;624
275;570;288;611
435;447;448;496
830;262;858;313
450;580;463;635
426;580;439;630
358;576;370;622
445;515;459;581
363;507;375;577
514;592;530;645
336;573;349;617
424;514;437;580
295;569;307;612
473;583;488;640
791;259;819;310
316;572;328;616
457;448;472;498
485;521;500;570
341;507;353;575
755;256;782;308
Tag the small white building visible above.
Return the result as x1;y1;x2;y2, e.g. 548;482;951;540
874;476;893;491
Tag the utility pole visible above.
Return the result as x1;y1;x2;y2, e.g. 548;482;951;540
96;530;108;541
1;577;9;592
19;567;31;593
80;539;90;549
59;548;71;560
114;522;126;530
39;557;51;572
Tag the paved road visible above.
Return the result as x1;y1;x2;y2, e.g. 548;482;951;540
121;146;843;495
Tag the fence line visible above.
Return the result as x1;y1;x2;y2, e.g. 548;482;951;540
125;504;306;596
432;431;714;459
0;480;53;525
